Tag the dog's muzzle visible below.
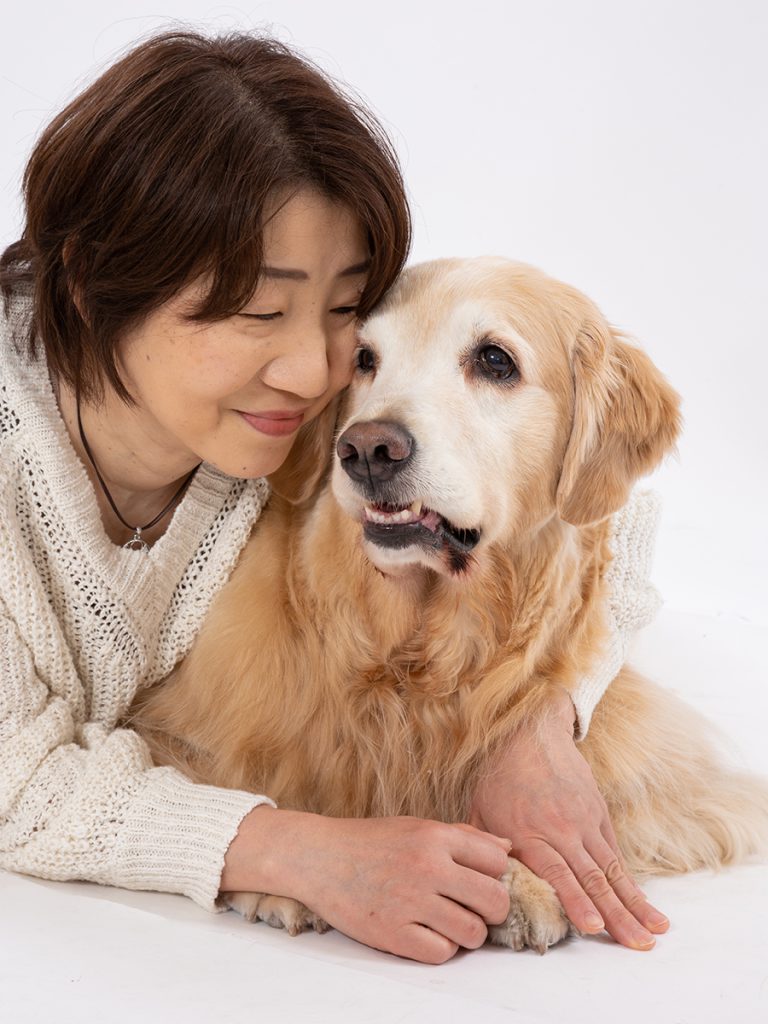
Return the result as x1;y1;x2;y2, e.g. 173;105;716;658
336;419;481;569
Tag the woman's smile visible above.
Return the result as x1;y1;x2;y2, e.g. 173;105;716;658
237;408;309;436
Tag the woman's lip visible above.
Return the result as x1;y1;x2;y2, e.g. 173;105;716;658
239;408;309;419
237;409;307;437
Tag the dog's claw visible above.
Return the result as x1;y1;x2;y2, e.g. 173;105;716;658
225;891;327;936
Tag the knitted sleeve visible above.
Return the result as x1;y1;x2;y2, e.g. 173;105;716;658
570;490;663;740
0;596;274;910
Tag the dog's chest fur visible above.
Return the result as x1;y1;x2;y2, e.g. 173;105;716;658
134;488;612;823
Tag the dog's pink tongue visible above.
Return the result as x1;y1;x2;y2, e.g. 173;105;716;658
421;510;442;533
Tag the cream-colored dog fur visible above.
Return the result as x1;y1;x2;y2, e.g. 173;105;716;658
130;258;768;952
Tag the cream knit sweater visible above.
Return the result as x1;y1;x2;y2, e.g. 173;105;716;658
0;288;662;911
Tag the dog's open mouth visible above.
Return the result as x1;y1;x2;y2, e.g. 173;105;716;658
361;501;481;554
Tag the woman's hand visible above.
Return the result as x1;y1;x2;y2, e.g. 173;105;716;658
468;686;670;950
222;807;512;964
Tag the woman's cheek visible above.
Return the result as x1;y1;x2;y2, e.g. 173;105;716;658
180;342;258;397
329;330;359;391
333;358;355;394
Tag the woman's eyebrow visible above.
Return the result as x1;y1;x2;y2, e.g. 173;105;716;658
262;259;371;281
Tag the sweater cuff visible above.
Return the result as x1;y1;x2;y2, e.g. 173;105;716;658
570;607;626;741
109;768;275;912
571;489;663;741
605;489;663;633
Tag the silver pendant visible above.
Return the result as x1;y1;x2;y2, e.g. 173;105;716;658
123;527;150;553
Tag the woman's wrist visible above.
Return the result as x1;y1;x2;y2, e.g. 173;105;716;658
545;684;578;736
220;804;318;899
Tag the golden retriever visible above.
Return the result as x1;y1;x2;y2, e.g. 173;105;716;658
130;257;768;952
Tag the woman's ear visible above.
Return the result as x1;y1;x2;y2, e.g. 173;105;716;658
61;234;89;325
267;395;342;505
556;318;682;526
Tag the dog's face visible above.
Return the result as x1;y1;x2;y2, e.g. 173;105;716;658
329;257;681;579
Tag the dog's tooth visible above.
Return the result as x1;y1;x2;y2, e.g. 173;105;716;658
364;505;423;525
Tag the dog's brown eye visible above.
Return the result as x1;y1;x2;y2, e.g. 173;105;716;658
356;347;377;374
476;344;519;381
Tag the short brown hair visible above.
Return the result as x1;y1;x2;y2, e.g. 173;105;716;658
1;30;412;404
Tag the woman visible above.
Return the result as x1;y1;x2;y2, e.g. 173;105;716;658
0;30;668;963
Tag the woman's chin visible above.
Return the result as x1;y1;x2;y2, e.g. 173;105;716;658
206;438;296;480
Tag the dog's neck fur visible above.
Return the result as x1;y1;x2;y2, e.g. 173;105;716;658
294;487;612;701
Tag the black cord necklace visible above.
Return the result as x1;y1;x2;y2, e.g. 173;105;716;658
76;391;202;552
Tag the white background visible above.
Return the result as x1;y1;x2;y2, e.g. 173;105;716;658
2;4;767;1022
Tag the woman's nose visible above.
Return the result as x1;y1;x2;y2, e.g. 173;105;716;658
260;328;331;400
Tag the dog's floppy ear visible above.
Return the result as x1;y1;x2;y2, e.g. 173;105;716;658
267;395;341;505
556;318;681;526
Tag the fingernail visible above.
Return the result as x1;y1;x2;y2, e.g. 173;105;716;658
648;911;669;929
585;913;604;931
633;931;656;950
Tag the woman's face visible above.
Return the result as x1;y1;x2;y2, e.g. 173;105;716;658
117;189;369;478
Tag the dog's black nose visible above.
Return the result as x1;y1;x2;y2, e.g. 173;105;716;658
337;420;414;484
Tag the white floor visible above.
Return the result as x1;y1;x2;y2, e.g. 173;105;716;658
3;607;767;1024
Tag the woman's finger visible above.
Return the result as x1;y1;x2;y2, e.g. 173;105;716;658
440;863;511;925
598;817;650;900
561;839;657;950
418;895;491;951
448;825;513;880
589;832;670;935
602;819;655;909
452;821;512;852
396;924;459;965
515;839;605;937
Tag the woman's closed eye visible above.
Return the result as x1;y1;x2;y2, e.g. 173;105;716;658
239;304;358;321
239;311;283;321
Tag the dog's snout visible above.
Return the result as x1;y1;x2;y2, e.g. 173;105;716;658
337;420;414;484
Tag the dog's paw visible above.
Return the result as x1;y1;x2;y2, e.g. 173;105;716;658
224;891;330;937
488;857;571;954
